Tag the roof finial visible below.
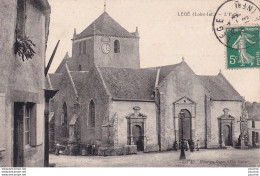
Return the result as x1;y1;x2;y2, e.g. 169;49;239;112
219;69;222;73
182;57;185;62
104;0;106;12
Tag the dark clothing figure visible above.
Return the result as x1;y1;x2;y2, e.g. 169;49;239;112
173;141;178;151
188;140;194;152
87;144;92;155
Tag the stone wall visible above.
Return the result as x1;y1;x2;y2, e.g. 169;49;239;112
157;62;209;150
78;66;110;146
110;101;158;149
0;0;48;167
71;35;140;71
210;101;243;147
72;37;95;71
51;70;78;145
94;36;140;69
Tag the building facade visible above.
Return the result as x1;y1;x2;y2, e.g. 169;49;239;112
48;11;244;155
246;102;260;147
0;0;50;167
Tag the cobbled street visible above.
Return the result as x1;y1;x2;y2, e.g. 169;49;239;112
49;148;260;167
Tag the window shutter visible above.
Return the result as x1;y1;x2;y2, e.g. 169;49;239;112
30;104;37;147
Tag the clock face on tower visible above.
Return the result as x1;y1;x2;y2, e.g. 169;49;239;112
101;43;111;54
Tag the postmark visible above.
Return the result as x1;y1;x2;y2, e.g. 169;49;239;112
212;0;260;68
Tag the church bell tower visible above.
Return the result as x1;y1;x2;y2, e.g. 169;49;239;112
71;11;140;71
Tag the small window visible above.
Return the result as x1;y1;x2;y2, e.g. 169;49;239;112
256;132;259;143
114;40;120;53
25;104;31;145
15;102;36;147
83;41;86;54
16;0;26;37
78;64;82;71
89;100;95;127
252;121;255;128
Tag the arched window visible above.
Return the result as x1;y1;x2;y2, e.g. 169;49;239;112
89;100;95;127
62;102;67;126
114;40;120;53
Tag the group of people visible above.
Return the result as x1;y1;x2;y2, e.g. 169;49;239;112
173;139;196;152
86;144;96;155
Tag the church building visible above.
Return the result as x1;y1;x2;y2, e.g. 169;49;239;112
48;10;244;155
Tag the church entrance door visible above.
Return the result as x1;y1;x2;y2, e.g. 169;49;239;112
179;109;192;141
132;125;144;151
223;125;232;146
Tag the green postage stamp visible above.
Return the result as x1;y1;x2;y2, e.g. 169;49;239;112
226;26;260;69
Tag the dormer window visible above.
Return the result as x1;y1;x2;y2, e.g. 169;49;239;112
114;40;120;53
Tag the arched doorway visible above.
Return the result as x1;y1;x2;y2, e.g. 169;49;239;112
223;125;232;146
132;125;144;151
179;109;192;141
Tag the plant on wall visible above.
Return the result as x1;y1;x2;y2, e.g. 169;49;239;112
14;36;36;61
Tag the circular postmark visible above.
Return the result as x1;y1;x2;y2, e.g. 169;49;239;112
212;0;260;49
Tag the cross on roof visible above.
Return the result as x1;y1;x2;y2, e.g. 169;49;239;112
104;0;107;12
237;116;246;135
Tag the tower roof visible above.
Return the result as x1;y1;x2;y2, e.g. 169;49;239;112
74;12;136;40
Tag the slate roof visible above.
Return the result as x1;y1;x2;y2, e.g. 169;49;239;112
150;63;182;83
55;55;73;73
199;74;243;101
75;12;135;40
48;73;63;90
248;114;260;121
70;71;89;95
98;67;158;101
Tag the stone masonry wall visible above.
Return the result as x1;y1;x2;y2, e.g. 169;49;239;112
0;0;47;167
94;36;140;69
110;101;158;148
210;101;243;147
158;62;209;150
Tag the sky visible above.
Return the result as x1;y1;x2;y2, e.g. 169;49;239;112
46;0;260;102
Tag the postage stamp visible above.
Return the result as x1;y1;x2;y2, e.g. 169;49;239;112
212;0;260;69
226;26;260;68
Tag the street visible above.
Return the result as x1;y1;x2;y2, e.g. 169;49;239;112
49;148;260;167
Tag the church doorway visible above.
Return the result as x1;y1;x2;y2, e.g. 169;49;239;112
223;125;232;146
132;125;144;151
179;109;192;141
